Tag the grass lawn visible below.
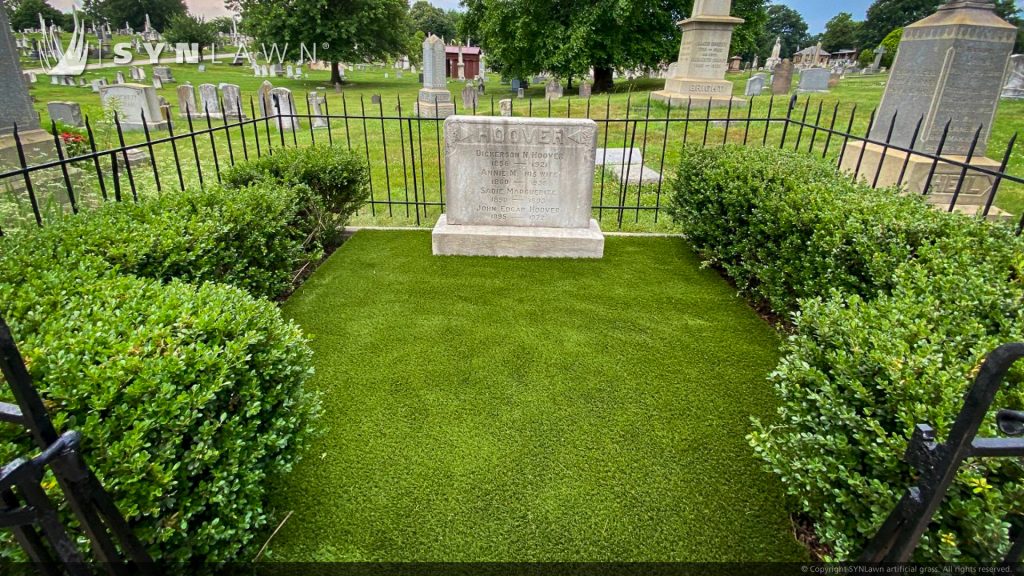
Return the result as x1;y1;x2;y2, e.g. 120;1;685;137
265;231;807;562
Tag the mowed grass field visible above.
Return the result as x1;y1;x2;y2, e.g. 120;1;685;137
265;231;808;562
5;59;1024;232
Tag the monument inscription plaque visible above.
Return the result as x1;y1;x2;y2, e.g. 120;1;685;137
433;116;604;258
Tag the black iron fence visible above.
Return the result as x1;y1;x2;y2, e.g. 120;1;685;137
1;90;1022;235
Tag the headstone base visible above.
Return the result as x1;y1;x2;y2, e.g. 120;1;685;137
651;79;743;108
840;141;1010;219
415;101;455;119
116;119;170;132
432;214;605;258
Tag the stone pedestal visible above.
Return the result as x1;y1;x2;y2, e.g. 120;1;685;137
432;116;604;259
840;141;1008;217
415;89;455;119
652;1;745;108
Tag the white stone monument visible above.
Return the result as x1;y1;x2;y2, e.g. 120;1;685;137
432;116;604;258
765;36;782;70
100;84;168;130
416;35;455;118
652;0;744;107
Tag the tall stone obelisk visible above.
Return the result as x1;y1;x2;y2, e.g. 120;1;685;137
416;34;455;119
652;0;744;107
840;0;1017;214
0;7;53;171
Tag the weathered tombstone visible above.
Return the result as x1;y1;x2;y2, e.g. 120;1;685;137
177;84;197;117
197;64;206;73
728;55;742;72
115;71;125;84
868;45;886;73
371;94;382;105
744;74;766;96
152;77;163;90
545;79;563;100
220;84;245;119
432;116;604;258
309;91;328;128
260;65;269;77
517;87;525;99
771;59;793;95
286;64;294;78
461;83;478;110
841;0;1017;214
197;84;221;118
99;84;168;130
47;101;83;127
653;0;745;107
499;98;512;117
153;66;175;83
1001;54;1024;99
797;68;830;93
258;80;274;117
129;66;143;81
91;78;107;93
578;82;592;98
269;87;299;131
416;34;455;118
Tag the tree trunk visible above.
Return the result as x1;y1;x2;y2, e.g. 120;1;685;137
593;66;614;93
330;61;342;85
567;75;573;90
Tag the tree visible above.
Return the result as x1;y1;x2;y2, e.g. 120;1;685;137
162;14;217;57
238;0;409;85
469;0;767;93
408;0;457;41
857;48;873;68
820;12;861;52
858;0;938;48
208;16;237;35
755;4;809;61
82;0;187;31
8;0;67;30
993;0;1023;52
878;27;902;68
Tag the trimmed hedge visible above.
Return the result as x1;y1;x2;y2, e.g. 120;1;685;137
669;145;1024;561
222;145;370;254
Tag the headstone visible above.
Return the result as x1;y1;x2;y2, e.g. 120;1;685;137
841;0;1017;213
771;59;793;95
765;36;782;70
258;80;274;117
744;74;766;96
462;83;479;110
269;87;299;131
578;82;592;98
517;88;525;99
221;84;245;119
371;94;382;105
198;84;222;117
545;79;563;101
153;66;175;83
286;64;294;78
152;77;163;90
499;98;512;117
309;91;328;128
91;78;107;92
416;34;454;118
261;65;270;77
728;55;742;72
797;68;830;93
197;64;206;73
432;116;604;258
653;0;745;108
115;71;125;84
177;84;197;117
100;84;168;130
1001;54;1024;99
869;45;886;73
47;101;83;127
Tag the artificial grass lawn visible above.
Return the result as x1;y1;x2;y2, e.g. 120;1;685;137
270;231;805;561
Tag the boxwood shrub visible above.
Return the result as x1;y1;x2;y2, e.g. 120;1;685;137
669;145;1024;561
0;247;320;562
221;145;370;253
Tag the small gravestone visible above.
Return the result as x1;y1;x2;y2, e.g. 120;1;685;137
91;78;107;92
771;59;793;95
797;68;830;93
461;83;478;110
371;94;382;105
269;87;299;131
517;87;525;99
177;84;197;117
47;101;83;127
744;74;766;96
499;98;512;117
197;64;206;73
433;116;604;258
100;84;168;130
1002;54;1024;100
258;80;274;117
221;84;245;119
198;83;221;117
153;66;174;83
578;82;592;98
286;64;294;78
309;91;328;128
545;79;563;100
261;65;270;77
152;77;163;90
115;71;125;84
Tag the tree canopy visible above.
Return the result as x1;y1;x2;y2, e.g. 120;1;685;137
820;12;861;52
755;4;809;61
8;0;67;30
237;0;409;84
80;0;187;31
162;14;217;56
408;0;459;42
468;0;767;92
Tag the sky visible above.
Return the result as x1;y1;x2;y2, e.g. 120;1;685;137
44;0;1024;34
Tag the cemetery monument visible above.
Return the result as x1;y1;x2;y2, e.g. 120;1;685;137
416;35;455;119
432;117;604;258
1002;54;1023;99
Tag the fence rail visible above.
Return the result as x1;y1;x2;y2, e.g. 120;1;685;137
1;90;1022;235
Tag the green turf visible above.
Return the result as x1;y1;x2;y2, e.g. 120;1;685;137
267;231;805;561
